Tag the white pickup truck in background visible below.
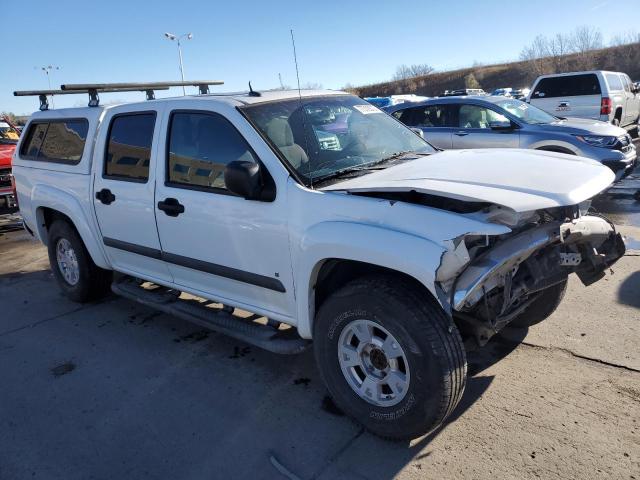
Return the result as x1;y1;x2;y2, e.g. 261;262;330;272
12;84;626;440
528;70;640;131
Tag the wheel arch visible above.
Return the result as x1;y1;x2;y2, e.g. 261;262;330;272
32;186;110;269
294;222;449;339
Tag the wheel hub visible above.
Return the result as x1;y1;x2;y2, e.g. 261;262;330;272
56;238;79;286
338;319;410;407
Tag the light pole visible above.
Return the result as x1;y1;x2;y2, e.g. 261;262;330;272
36;65;60;107
164;32;192;95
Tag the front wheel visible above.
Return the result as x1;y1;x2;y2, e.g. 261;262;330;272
313;275;467;440
509;279;568;328
47;220;112;302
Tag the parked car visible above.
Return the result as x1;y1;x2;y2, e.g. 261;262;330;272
14;83;625;441
0;120;19;212
492;88;512;97
386;96;637;181
446;88;487;96
527;71;640;131
510;88;530;100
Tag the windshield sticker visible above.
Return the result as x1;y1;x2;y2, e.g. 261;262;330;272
518;103;528;110
354;104;382;114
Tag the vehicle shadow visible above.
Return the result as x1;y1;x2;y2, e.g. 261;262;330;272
618;270;640;308
0;267;530;479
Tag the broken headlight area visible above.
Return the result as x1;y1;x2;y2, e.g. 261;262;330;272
442;214;625;347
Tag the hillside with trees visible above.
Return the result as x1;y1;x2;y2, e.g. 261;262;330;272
351;28;640;98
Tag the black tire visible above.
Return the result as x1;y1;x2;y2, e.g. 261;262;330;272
313;275;467;441
509;279;568;328
47;220;112;302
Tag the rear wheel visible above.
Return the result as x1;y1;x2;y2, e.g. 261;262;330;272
509;279;568;328
313;275;467;440
47;220;112;302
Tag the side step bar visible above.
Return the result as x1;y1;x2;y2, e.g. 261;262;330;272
111;277;310;355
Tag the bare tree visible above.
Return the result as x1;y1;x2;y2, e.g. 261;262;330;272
464;73;481;89
571;25;603;53
392;64;434;81
610;30;640;46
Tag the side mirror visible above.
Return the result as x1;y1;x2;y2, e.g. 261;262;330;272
489;120;513;131
410;127;424;138
224;161;263;200
633;82;640;94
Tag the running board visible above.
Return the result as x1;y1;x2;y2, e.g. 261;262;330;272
111;277;310;355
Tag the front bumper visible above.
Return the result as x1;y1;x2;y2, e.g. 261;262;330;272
600;143;637;182
452;215;625;311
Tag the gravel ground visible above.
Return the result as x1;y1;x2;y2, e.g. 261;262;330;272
0;171;638;479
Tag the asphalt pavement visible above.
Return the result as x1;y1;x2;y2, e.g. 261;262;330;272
0;162;638;479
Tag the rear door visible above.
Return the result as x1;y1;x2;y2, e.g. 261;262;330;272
153;105;294;318
392;104;454;149
451;103;519;149
530;74;602;120
92;105;172;282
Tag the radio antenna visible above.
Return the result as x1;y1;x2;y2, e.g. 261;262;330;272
290;29;313;188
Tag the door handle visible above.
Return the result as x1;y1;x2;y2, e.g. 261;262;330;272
454;131;469;136
95;188;116;205
157;198;185;217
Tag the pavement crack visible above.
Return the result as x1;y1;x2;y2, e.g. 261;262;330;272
310;427;365;479
0;299;113;338
521;341;640;373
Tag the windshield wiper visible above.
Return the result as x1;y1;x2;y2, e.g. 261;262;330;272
312;151;428;185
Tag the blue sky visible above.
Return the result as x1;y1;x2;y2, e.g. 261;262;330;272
2;0;638;114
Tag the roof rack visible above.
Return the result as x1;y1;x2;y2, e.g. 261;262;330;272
14;80;224;111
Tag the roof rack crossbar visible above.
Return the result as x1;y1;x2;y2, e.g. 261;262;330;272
15;81;224;110
61;81;223;91
14;86;172;110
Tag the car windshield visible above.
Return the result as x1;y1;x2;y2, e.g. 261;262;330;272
241;95;435;187
495;99;557;124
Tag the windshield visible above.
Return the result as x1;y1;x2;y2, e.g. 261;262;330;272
495;99;557;124
241;95;435;186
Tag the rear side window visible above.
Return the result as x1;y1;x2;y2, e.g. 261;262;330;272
104;113;156;182
167;111;257;192
531;74;601;99
605;73;623;91
20;119;88;164
414;105;453;127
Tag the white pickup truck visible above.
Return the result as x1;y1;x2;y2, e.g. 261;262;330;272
13;84;625;440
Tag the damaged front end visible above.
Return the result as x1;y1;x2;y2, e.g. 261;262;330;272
439;209;625;347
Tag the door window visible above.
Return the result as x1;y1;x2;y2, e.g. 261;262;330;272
395;105;452;127
458;105;508;129
605;73;623;92
104;113;156;182
167;112;257;192
531;74;601;98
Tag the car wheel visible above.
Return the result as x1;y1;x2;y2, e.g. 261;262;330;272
509;279;568;328
612;117;620;127
47;220;112;302
313;275;467;440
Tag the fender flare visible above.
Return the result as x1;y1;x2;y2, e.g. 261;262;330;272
294;221;447;339
32;184;110;269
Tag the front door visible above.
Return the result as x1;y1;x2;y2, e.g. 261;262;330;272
93;106;172;283
154;108;294;319
451;104;519;149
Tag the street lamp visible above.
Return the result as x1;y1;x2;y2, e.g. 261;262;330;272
164;32;193;95
35;65;60;107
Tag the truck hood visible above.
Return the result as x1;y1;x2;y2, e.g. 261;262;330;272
537;117;627;137
322;149;614;212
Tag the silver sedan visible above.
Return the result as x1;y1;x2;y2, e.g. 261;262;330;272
385;96;637;181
